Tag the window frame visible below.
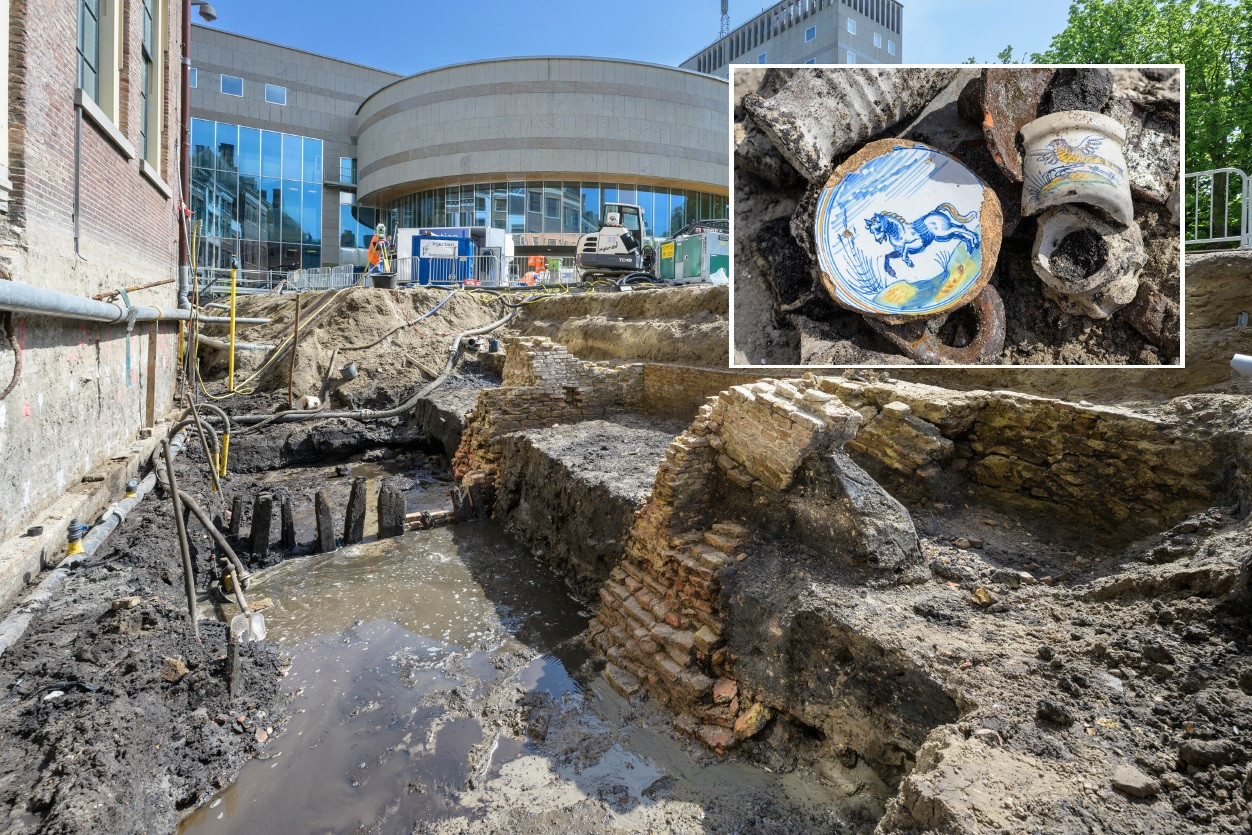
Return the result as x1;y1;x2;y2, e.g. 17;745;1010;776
874;32;882;48
264;83;287;106
189;67;197;88
138;0;165;169
846;17;855;34
888;39;896;55
220;74;244;97
78;0;122;122
757;51;767;63
804;25;816;43
847;51;855;63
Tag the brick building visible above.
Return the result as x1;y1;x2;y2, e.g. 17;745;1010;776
0;0;184;578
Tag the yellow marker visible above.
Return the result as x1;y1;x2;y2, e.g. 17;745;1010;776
228;261;238;392
219;433;230;477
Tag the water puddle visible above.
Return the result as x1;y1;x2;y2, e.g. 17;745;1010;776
182;522;868;833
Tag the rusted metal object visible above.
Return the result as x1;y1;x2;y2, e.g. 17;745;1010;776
868;285;1006;364
980;68;1055;182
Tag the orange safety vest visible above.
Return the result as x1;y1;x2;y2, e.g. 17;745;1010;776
367;234;382;267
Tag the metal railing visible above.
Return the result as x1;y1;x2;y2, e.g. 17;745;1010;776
1184;167;1251;250
193;268;290;298
287;264;357;291
389;254;579;288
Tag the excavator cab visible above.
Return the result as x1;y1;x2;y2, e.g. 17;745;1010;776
574;203;653;281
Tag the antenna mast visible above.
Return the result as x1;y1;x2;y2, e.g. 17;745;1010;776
719;0;730;37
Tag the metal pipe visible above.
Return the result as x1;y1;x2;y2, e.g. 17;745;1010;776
228;259;238;391
0;431;190;658
163;438;200;642
194;333;274;351
73;101;86;261
231;307;517;427
177;489;249;583
183;393;221;493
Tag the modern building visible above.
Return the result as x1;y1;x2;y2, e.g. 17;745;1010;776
188;29;730;270
682;0;904;78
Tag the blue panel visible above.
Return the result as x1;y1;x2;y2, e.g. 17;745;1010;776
281;134;302;181
303;138;323;183
238;127;260;176
302;184;321;245
261;131;282;179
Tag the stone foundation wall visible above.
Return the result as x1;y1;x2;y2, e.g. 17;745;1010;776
639;364;778;421
812;376;1222;530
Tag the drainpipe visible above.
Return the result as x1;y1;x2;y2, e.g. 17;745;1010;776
0;279;269;324
72;99;86;261
178;0;192;309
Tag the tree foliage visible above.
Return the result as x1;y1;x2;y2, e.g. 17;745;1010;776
1032;0;1252;173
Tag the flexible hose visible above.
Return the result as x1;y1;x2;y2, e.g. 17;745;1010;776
342;287;460;353
219;306;519;429
0;312;21;402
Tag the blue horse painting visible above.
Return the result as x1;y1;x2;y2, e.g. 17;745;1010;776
865;204;981;278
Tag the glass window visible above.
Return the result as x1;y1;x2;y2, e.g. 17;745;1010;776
618;185;637;210
562;183;581;234
78;0;100;100
261;131;282;178
543;182;561;233
805;58;816;64
669;191;686;232
874;32;882;48
846;18;855;34
281;180;302;242
602;183;619;206
339;157;356;185
805;25;816;42
220;74;243;97
432;188;445;228
491;183;507;230
526;184;543;234
302;184;321;245
888;40;895;55
265;84;287;106
216;173;239;239
238;175;260;239
281;134;301;181
191;118;215;167
260;178;282;242
215;122;237;171
189;67;197;88
302;246;320;269
580;182;600;233
475;184;489;227
757;52;767;64
303;138;322;183
238;127;260;176
652;189;670;238
190;167;212;234
848;51;855;63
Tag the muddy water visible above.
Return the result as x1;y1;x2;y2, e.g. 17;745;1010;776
181;522;864;834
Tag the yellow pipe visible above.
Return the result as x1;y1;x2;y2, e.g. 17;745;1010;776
227;259;238;392
219;433;230;477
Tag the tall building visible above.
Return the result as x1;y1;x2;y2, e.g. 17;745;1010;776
188;29;729;271
681;0;904;78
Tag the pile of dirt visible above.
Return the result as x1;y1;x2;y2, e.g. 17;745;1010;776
196;287;502;406
507;285;729;367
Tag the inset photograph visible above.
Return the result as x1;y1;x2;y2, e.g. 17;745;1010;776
733;65;1182;366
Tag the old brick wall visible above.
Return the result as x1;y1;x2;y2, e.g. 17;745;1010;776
0;0;183;556
639;364;780;421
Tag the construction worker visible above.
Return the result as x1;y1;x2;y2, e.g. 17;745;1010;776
367;223;391;275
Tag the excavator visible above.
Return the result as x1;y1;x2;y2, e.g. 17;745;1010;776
574;203;656;284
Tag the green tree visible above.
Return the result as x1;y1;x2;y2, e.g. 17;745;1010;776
1032;0;1252;174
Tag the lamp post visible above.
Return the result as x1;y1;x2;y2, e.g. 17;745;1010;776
180;1;217;306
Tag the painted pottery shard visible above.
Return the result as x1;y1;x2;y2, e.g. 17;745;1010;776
980;67;1055;182
1020;110;1133;225
743;68;958;183
813;138;1003;324
1031;205;1146;319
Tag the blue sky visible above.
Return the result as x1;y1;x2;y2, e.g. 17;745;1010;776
197;0;1076;74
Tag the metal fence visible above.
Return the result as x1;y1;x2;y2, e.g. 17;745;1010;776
194;268;289;298
390;255;579;288
1184;167;1251;250
287;264;357;291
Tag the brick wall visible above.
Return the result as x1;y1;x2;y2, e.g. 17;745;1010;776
0;0;183;552
639;363;787;421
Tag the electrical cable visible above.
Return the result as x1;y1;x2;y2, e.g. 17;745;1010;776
0;312;21;402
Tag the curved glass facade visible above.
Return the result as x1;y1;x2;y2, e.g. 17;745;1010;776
386;181;727;241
